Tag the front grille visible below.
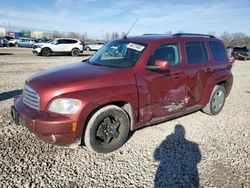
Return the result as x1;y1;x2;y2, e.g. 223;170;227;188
23;85;40;111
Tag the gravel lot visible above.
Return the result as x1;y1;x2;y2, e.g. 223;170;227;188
0;48;249;187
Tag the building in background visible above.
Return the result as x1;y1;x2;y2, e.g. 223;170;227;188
0;27;6;36
7;31;15;37
14;32;24;38
22;30;31;38
32;31;44;38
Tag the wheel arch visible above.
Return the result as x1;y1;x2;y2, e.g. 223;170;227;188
42;47;52;52
217;80;229;95
200;71;233;107
80;101;134;145
71;47;80;51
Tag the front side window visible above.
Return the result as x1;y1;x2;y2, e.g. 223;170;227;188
88;40;146;68
149;43;180;66
209;41;228;61
185;42;208;64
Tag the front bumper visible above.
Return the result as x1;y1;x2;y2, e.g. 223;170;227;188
11;97;81;146
32;48;41;54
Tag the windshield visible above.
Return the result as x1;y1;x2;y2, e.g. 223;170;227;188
47;39;54;43
88;40;147;68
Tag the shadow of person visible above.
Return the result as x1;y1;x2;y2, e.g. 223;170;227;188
154;124;201;188
0;89;22;101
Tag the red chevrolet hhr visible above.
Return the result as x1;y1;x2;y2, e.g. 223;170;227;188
11;33;233;153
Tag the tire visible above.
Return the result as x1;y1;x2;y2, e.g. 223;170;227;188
41;48;51;57
84;105;130;153
71;48;80;56
86;47;91;51
202;85;226;115
15;43;19;47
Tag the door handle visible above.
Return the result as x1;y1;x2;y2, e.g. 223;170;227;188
206;68;212;73
172;72;182;79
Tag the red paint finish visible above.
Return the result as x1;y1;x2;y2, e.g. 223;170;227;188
12;34;233;146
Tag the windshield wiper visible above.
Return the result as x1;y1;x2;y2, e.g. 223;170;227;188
84;60;103;67
90;62;104;66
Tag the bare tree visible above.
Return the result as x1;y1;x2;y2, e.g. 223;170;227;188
104;32;110;41
114;32;119;39
121;32;126;38
219;32;250;46
52;30;65;38
67;32;81;39
165;30;172;35
207;31;216;36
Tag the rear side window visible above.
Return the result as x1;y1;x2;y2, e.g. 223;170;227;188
209;41;228;61
68;40;77;44
185;42;208;64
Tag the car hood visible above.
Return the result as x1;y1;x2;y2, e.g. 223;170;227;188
26;62;135;111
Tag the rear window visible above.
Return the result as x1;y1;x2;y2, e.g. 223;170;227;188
209;41;228;61
185;42;208;64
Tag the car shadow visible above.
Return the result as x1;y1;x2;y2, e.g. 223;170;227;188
154;124;201;188
0;53;14;55
0;89;22;101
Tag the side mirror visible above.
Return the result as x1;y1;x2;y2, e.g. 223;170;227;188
146;60;170;71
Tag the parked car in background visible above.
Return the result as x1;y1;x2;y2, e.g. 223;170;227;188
15;38;36;48
226;46;234;55
0;36;9;47
34;38;51;44
232;46;250;60
83;42;105;51
32;38;83;56
8;38;19;47
226;46;235;65
12;33;233;153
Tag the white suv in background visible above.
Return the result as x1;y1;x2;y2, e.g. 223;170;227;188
32;38;83;56
84;42;105;51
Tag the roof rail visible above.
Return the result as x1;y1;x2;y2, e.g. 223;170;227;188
143;33;166;35
173;33;216;38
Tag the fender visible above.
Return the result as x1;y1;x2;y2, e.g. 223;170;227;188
200;69;233;106
50;84;138;138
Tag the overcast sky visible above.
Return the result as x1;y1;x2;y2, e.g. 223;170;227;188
1;0;250;39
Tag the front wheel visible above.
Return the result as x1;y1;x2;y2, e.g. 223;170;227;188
202;85;226;115
41;48;51;57
84;105;130;153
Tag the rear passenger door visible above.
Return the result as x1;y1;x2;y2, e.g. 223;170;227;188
184;41;210;106
67;39;75;51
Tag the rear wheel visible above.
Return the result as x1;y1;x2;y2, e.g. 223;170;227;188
86;47;91;51
71;48;80;56
15;43;19;47
84;105;130;153
41;48;51;57
202;85;226;115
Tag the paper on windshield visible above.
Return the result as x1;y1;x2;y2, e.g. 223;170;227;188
127;43;145;51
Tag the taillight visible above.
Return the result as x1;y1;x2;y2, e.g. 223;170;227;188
229;55;235;64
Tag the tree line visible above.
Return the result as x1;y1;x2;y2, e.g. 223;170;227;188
50;30;250;47
50;31;126;42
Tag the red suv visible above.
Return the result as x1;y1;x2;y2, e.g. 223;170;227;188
11;33;233;153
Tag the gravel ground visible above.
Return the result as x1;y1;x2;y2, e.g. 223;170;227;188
0;48;249;188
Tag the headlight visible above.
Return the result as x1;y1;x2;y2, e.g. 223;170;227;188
48;98;81;114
